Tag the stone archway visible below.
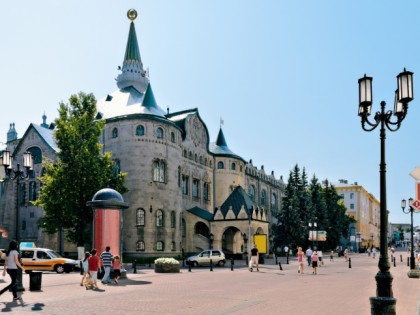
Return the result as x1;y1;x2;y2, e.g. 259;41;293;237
222;227;243;254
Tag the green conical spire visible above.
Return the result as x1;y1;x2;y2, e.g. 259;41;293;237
117;9;149;93
124;22;141;62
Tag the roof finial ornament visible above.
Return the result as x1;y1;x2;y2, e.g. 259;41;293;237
127;9;138;21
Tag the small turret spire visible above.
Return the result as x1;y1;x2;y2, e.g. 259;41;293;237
116;9;149;93
7;123;17;143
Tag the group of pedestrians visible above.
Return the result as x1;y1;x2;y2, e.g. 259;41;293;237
81;246;122;290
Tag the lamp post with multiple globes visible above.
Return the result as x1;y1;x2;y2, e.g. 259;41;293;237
358;68;414;314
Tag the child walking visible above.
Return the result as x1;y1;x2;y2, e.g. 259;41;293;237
112;255;121;284
80;252;91;287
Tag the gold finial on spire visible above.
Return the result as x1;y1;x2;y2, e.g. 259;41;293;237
127;9;138;21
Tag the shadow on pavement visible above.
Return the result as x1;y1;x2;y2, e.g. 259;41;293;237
111;279;152;286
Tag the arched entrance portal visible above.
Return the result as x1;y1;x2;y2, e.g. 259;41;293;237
222;227;243;255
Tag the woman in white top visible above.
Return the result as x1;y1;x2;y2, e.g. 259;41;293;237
0;240;25;300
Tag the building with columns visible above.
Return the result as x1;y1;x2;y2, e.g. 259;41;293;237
0;9;284;258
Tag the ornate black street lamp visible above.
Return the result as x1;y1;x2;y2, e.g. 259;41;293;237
1;150;34;242
358;68;414;314
401;198;420;278
308;222;317;250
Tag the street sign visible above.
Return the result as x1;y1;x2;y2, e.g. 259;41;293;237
411;199;420;210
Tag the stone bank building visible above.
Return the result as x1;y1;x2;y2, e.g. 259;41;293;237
0;10;284;258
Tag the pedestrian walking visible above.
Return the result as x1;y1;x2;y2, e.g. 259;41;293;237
297;247;304;274
318;250;323;266
306;247;313;266
86;249;101;290
112;255;121;284
100;246;113;284
0;240;25;300
311;251;319;275
344;248;349;262
80;252;91;287
249;245;259;272
372;247;376;259
330;250;334;262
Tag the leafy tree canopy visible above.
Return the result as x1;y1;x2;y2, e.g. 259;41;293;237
34;92;127;246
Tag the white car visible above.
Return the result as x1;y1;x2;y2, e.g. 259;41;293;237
186;249;226;267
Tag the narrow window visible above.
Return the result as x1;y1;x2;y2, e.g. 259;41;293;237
249;185;255;202
182;175;189;195
170;211;176;228
156;210;164;227
231;162;236;171
112;128;118;138
193;179;200;198
170;132;175;143
153;159;166;183
156;241;164;251
261;190;267;206
136;241;145;251
203;182;210;201
136;125;145;136
156;127;164;139
136;209;145;226
217;161;224;169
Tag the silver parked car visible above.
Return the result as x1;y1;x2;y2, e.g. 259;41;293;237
186;249;226;267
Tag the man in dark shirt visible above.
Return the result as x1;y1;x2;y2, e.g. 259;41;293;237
249;245;259;272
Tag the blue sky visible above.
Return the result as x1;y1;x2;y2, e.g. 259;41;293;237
1;1;420;226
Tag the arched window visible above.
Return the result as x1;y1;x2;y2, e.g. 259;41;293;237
195;154;198;162
171;241;176;251
136;241;145;251
182;175;189;195
261;190;267;206
217;161;224;169
156;210;164;227
189;151;193;160
183;150;187;157
156;241;164;251
153;159;166;183
170;211;176;228
156;127;164;139
136;209;145;226
204;158;208;166
209;161;213;168
249;185;256;201
136;125;145;136
112;127;118;138
231;162;236;171
27;147;42;164
170;132;175;143
271;193;277;210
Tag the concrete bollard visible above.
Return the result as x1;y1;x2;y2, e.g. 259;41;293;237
231;258;234;271
278;262;283;270
349;257;352;268
210;259;213;272
391;254;393;263
188;262;191;272
400;254;403;263
393;257;396;267
407;257;410;267
275;255;278;265
286;253;289;264
133;260;137;274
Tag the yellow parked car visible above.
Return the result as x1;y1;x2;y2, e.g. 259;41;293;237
20;247;78;273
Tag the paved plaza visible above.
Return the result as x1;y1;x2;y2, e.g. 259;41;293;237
0;251;419;315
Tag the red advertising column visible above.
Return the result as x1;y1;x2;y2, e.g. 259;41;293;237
87;188;129;261
94;209;121;258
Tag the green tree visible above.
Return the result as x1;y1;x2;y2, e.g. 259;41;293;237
34;92;127;246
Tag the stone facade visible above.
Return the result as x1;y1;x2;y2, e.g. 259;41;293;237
0;10;285;258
